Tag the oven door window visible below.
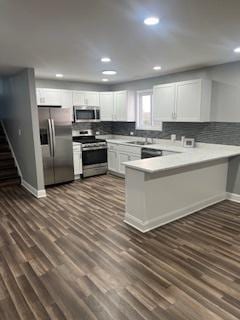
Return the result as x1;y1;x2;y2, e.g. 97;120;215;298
76;109;95;120
82;149;107;166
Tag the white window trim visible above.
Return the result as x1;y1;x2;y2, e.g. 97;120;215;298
136;90;163;131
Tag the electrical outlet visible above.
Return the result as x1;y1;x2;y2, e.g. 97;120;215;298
96;131;100;135
130;131;134;136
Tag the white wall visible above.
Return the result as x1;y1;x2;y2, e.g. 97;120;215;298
2;69;44;192
36;78;110;91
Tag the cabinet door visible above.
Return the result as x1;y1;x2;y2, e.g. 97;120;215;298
175;80;201;122
41;89;62;106
36;89;43;105
114;91;127;121
108;150;118;172
73;91;85;106
153;84;176;123
73;151;81;175
61;90;73;121
85;92;100;106
99;92;114;121
118;152;129;174
61;90;73;108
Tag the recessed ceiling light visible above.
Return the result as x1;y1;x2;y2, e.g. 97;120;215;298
101;57;111;62
234;47;240;53
144;16;159;26
102;78;109;82
56;73;63;78
153;65;162;71
102;70;117;75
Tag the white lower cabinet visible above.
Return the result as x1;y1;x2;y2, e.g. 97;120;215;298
73;143;82;178
108;143;141;176
118;152;130;175
108;149;118;172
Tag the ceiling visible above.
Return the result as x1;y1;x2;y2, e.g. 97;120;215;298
1;0;240;83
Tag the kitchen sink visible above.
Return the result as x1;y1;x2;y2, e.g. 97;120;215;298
127;141;153;146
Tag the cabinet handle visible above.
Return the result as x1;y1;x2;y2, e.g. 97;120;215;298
172;112;174;119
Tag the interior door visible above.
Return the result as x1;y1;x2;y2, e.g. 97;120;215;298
38;108;55;186
50;108;74;184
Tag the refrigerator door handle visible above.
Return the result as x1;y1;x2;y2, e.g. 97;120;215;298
51;119;56;157
48;119;54;157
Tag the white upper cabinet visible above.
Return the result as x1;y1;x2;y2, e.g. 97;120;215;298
175;79;211;122
72;91;100;106
85;91;100;106
113;91;135;122
99;92;114;121
152;79;212;122
37;89;61;106
36;88;73;108
60;90;73;108
72;91;85;106
153;83;176;124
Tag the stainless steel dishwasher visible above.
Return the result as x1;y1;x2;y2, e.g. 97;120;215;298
141;148;163;159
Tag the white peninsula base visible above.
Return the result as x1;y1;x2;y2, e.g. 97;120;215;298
124;158;228;232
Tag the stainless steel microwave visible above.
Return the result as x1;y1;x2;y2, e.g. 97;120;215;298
73;106;101;122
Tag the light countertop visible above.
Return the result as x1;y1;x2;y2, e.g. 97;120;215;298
103;135;240;174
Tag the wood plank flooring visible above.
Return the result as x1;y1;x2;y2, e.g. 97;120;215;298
0;175;240;319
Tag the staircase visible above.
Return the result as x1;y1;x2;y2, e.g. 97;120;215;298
0;124;21;187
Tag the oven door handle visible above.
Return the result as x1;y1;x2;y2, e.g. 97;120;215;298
82;146;107;151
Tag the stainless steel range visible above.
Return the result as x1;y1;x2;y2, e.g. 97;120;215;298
73;130;107;178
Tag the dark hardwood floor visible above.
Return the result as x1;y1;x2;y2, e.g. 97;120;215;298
0;175;240;319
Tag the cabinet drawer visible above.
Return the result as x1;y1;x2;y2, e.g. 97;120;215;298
117;144;141;156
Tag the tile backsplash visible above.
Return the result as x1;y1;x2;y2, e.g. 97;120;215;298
73;121;240;146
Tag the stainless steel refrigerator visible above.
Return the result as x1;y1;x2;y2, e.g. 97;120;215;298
38;107;74;186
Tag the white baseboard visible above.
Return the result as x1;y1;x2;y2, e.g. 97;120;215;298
21;179;46;199
1;120;22;178
124;193;227;233
226;192;240;203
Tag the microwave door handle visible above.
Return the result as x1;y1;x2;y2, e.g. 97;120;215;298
48;119;54;157
73;107;77;122
51;119;56;157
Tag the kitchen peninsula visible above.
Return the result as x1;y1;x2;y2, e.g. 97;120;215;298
124;142;240;232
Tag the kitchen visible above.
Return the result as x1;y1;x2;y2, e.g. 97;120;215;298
1;1;240;319
36;79;240;234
